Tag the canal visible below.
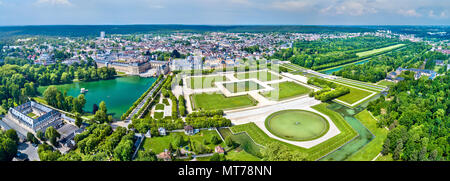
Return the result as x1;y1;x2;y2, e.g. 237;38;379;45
38;76;156;119
320;95;381;161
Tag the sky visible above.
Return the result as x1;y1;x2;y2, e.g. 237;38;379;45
0;0;449;25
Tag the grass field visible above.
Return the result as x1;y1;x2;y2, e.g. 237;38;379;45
376;80;396;87
141;130;225;154
225;149;261;161
356;44;405;57
235;70;281;82
195;149;261;161
336;86;373;105
346;110;388;161
332;78;385;92
223;80;263;93
230;103;357;160
261;81;311;101
190;92;257;111
154;112;164;119
155;104;165;110
187;75;228;89
218;128;263;159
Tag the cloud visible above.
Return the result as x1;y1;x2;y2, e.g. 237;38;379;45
229;0;252;6
319;0;378;16
271;0;313;11
398;9;422;17
35;0;73;6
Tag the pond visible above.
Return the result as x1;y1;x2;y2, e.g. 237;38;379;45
38;76;156;119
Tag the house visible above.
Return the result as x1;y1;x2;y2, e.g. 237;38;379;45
145;130;151;138
157;149;172;161
184;125;194;135
158;127;166;136
215;146;225;154
435;60;444;66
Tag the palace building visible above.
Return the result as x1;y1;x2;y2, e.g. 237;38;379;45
3;101;64;135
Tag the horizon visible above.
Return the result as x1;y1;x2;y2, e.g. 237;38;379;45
1;24;450;27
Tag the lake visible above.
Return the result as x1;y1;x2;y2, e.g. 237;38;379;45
38;76;156;119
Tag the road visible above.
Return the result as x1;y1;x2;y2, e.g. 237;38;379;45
112;77;165;129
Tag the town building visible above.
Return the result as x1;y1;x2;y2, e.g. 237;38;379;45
215;146;225;153
158;127;166;136
2;101;64;136
184;125;194;135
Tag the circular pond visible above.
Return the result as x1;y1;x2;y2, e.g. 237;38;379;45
265;110;329;141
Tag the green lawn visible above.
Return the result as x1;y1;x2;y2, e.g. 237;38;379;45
219;127;263;159
27;112;38;119
230;103;357;160
223;81;263;93
141;130;225;154
336;86;373;105
265;110;329;141
356;44;405;57
155;104;165;110
376;80;396;87
154;112;164;119
261;81;311;101
346;110;388;161
332;78;385;92
195;150;261;161
235;71;281;82
225;150;261;161
190;92;257;111
187;76;229;89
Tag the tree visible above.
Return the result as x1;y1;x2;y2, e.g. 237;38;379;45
0;131;18;161
27;132;35;143
381;138;390;155
36;130;45;141
210;135;221;145
99;101;107;113
393;139;403;160
5;130;19;144
92;103;99;114
135;150;158;161
45;126;60;146
75;113;83;128
43;86;60;107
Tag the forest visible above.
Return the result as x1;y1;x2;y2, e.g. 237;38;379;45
0;57;116;115
367;74;449;161
270;36;403;70
334;44;448;83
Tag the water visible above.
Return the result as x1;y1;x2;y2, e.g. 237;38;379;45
320;59;369;75
38;76;156;119
320;94;381;161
